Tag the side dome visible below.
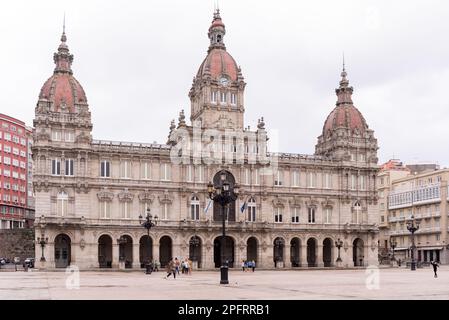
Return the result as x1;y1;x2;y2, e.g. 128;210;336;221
37;30;88;113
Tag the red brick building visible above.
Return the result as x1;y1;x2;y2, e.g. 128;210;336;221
0;113;33;229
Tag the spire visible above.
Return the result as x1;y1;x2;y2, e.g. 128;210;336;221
208;8;226;52
53;15;73;74
335;59;353;105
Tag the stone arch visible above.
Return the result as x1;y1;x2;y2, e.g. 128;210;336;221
212;170;237;222
307;237;318;267
290;237;301;267
273;237;285;268
188;235;202;268
54;233;71;268
353;238;365;266
323;238;333;267
118;234;133;269
246;236;258;263
98;234;113;268
213;235;235;268
139;235;153;268
159;235;173;268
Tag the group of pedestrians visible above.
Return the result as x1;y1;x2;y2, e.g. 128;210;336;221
164;257;193;279
241;259;256;272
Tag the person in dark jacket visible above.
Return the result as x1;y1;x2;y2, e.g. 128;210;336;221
430;260;439;278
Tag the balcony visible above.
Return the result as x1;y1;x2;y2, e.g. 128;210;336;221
388;184;441;209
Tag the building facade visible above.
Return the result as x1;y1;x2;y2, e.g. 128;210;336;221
33;10;380;270
0;113;33;229
387;168;449;264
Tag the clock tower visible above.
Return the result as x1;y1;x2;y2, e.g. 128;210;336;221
189;9;246;131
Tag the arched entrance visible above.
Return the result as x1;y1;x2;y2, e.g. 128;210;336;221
307;238;317;267
213;236;235;268
353;238;364;266
139;235;153;268
273;237;285;267
247;237;258;263
323;238;333;267
54;234;71;268
290;238;300;267
213;171;236;222
159;236;172;268
189;236;202;268
98;235;112;268
118;235;133;269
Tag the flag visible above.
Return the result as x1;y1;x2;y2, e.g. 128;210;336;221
240;198;248;213
204;199;212;214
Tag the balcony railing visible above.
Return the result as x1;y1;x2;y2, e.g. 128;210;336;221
388;183;441;209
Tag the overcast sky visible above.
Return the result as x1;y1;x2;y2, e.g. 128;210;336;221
1;0;448;167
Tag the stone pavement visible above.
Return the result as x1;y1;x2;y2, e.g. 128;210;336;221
0;266;448;300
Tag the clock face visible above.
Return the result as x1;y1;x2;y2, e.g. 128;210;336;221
219;76;229;86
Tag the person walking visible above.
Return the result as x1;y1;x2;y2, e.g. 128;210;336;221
251;260;256;272
241;260;246;272
164;259;176;279
174;257;180;275
430;260;439;278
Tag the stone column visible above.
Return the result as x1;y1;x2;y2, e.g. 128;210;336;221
301;244;308;267
284;244;291;268
202;244;215;269
132;243;140;269
112;243;119;269
317;244;324;267
152;241;160;265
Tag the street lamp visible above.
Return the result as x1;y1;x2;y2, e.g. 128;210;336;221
139;207;157;237
406;215;420;271
208;170;239;285
335;238;343;263
37;235;48;262
389;237;397;263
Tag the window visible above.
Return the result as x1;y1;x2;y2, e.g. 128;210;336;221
274;207;283;223
100;201;111;218
247;198;256;222
354;201;362;224
190;196;200;220
308;172;315;188
65;159;74;176
162;203;169;220
100;161;110;177
292;170;300;187
51;159;61;175
230;93;237;105
274;170;283;186
211;91;218;103
52;130;62;141
12;171;19;179
4;145;11;153
141;162;151;180
4;133;11;141
324;208;332;224
3;169;10;177
20;138;26;146
122;202;131;219
244;168;250;185
3;182;10;189
220;91;227;104
186;165;193;182
65;131;75;142
360;175;366;190
57;191;68;216
351;153;356;161
3;157;11;165
120;160;131;179
291;207;299;223
324;173;331;189
12;147;19;155
20;161;26;169
196;166;204;182
160;163;171;181
359;154;366;162
351;174;357;190
254;169;260;185
308;207;316;223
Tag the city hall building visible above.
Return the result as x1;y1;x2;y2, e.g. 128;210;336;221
33;10;380;270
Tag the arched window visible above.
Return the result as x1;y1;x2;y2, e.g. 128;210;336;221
354;201;362;224
57;191;68;216
191;196;200;221
247;198;256;222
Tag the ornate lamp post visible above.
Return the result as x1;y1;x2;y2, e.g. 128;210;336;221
390;237;397;263
406;215;420;271
208;170;240;285
139;207;157;237
37;235;48;262
335;238;343;263
139;207;157;273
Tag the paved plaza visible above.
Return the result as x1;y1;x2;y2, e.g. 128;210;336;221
0;267;448;300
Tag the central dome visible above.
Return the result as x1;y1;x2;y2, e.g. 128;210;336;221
37;30;87;113
197;48;239;81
